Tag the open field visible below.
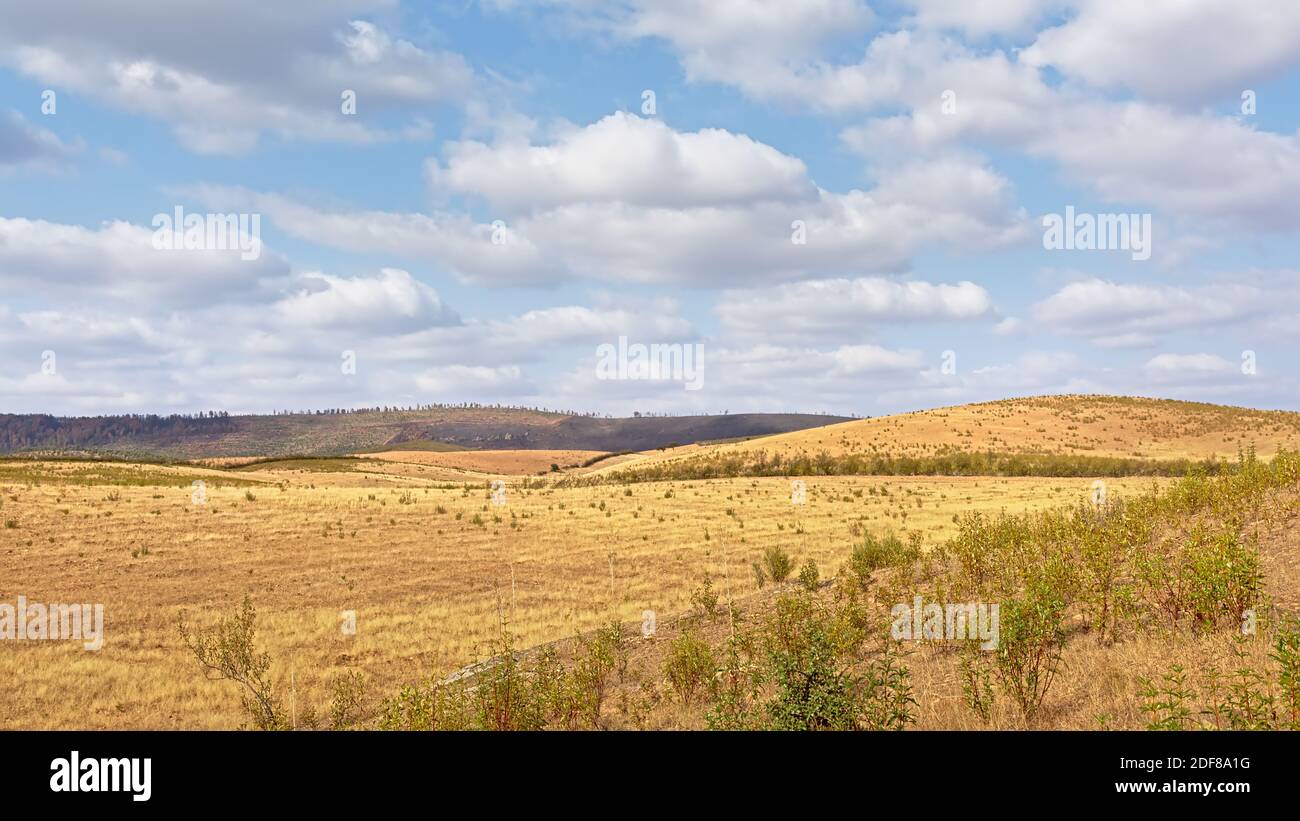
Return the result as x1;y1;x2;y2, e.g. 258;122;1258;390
0;456;1159;729
360;449;607;477
2;395;1297;731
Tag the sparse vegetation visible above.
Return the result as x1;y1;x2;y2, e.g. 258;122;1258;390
6;397;1300;731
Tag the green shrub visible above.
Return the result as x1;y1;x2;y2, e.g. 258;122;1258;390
859;647;917;730
1136;526;1262;630
995;578;1066;723
798;559;820;591
1137;622;1300;731
473;627;549;731
568;621;627;728
759;593;877;730
377;679;471;730
762;545;793;584
178;596;286;730
1138;665;1196;730
848;530;917;587
691;572;720;620
328;670;369;730
664;631;716;707
959;640;996;724
1274;620;1300;730
706;617;763;730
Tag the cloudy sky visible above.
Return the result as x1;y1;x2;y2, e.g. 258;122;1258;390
2;0;1298;417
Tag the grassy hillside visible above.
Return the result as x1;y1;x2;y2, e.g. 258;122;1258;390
598;395;1300;480
0;407;850;459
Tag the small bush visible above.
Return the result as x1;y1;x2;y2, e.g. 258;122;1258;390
664;631;716;707
959;640;996;724
568;621;627;728
760;593;869;730
328;671;368;730
762;545;793;584
860;647;917;730
377;679;471;731
178;597;285;730
690;572;720;620
1138;665;1196;730
474;631;549;731
849;531;916;585
798;559;820;591
995;577;1066;723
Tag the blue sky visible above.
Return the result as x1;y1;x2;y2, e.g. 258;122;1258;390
2;0;1299;417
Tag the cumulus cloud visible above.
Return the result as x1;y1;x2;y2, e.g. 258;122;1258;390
0;1;475;154
1030;279;1268;345
0;216;287;307
189;116;1028;286
273;268;458;332
552;3;1300;231
716;277;994;338
414;365;532;395
4;1;1300;417
429;112;814;210
1022;0;1300;103
836;48;1300;230
1144;353;1236;375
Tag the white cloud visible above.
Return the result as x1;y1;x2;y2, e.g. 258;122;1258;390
0;216;286;307
429;112;814;210
716;277;994;337
1144;353;1235;374
618;0;873;96
992;317;1021;336
1031;279;1267;345
190;118;1028;287
902;0;1062;38
553;6;1300;231
414;365;531;395
0;2;475;154
1023;0;1300;103
273;268;458;332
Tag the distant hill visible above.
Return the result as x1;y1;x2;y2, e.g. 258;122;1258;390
595;394;1300;478
0;407;851;460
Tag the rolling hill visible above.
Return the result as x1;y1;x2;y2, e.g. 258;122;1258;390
0;406;851;460
595;394;1300;477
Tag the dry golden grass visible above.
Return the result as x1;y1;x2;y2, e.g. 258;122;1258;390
360;449;606;476
4;393;1292;730
0;457;1158;729
601;394;1300;476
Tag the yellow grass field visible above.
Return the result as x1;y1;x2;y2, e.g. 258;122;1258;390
360;448;606;476
0;457;1158;729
